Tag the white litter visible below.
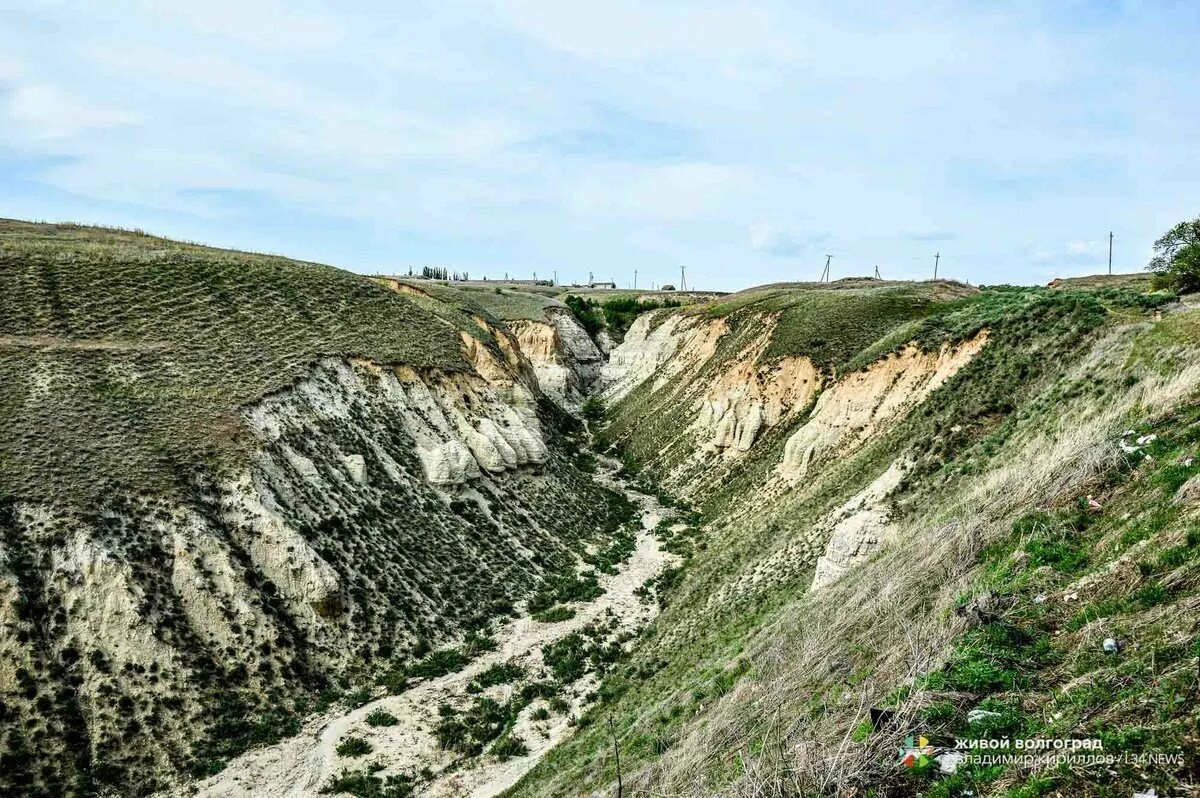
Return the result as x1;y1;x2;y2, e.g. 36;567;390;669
967;708;1002;724
937;751;966;774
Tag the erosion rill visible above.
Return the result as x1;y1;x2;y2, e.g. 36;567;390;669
2;222;1198;798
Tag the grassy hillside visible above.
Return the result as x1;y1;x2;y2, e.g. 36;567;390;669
0;222;634;797
509;281;1197;798
0;220;471;506
375;277;568;323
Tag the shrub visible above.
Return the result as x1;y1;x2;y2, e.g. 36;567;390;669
434;697;517;755
467;662;525;693
532;605;576;623
490;733;529;761
320;768;414;797
365;709;399;727
335;736;373;758
580;396;605;423
409;647;468;680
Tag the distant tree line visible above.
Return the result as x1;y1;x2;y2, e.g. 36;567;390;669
414;266;470;281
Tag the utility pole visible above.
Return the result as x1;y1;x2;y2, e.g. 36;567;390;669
874;264;880;279
820;254;832;282
588;270;593;286
553;269;557;285
680;265;686;292
634;269;637;290
1108;232;1113;275
933;252;940;280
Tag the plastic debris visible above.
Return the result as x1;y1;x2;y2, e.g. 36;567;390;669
967;708;1001;724
937;750;966;774
1103;637;1119;654
1033;594;1047;604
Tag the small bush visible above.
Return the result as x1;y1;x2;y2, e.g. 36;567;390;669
321;768;414;797
490;733;529;761
468;662;525;693
335;736;373;758
365;709;399;727
532;605;575;623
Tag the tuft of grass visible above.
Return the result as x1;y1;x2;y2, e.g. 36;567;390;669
365;709;399;728
335;737;373;758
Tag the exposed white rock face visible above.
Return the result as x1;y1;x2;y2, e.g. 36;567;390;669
510;309;604;409
779;333;989;481
693;355;821;456
220;472;346;622
602;312;728;404
595;329;616;356
245;357;548;489
810;460;907;589
51;523;181;673
168;512;283;651
342;453;367;484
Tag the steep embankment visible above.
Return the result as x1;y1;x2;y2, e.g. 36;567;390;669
375;278;605;410
510;280;1200;798
180;456;677;798
0;221;629;797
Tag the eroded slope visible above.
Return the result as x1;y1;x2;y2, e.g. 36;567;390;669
0;222;628;797
511;281;1197;798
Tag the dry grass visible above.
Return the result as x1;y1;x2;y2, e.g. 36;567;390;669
590;314;1200;798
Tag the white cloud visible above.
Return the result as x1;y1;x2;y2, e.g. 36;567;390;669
568;162;752;220
91;47;307;109
749;224;829;257
136;0;344;51
494;0;796;64
6;84;136;140
1032;240;1110;266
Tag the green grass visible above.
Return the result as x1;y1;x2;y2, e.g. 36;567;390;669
365;709;398;727
0;220;469;505
335;736;373;758
514;280;1189;798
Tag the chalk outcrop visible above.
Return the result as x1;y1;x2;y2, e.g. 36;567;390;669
779;333;989;481
810;460;906;589
694;355;821;455
601;312;728;404
510;309;604;409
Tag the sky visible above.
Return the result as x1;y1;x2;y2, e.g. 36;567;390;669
1;1;1198;291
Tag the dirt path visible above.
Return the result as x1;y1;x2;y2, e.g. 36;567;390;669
180;457;674;798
